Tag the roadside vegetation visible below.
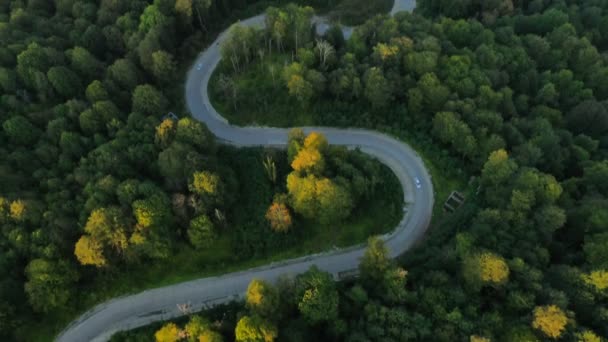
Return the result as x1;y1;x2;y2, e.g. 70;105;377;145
0;0;399;341
329;0;394;25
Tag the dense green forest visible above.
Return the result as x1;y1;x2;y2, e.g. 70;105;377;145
0;0;403;340
136;0;608;341
2;0;608;340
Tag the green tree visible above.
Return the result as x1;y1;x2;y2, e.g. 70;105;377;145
364;67;392;108
139;4;168;33
481;149;518;187
79;109;103;135
158;142;192;181
93;100;120;123
566;100;608;138
0;67;16;92
287;74;313;104
176;0;213;31
584;160;608;195
405;51;439;77
85;80;109;102
188;215;216;249
359;236;391;283
418;72;450;112
584;233;608;269
60;131;85;158
3;116;39;146
151;50;177;84
68;46;102;78
315;177;353;224
432;111;477;159
107;59;140;90
175;117;215;152
295;266;339;324
16;42;50;89
24;259;78;313
132;84;168;115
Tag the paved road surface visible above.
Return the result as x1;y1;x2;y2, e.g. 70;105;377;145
57;1;424;341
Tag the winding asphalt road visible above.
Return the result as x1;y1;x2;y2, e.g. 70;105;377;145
57;1;425;341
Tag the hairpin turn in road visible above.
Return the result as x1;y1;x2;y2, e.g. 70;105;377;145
57;1;428;341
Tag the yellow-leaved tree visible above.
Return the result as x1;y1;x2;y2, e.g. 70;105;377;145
190;171;222;196
74;207;129;267
470;335;491;342
155;322;181;342
286;131;354;224
532;305;568;339
291;147;324;175
74;236;106;267
155;118;176;148
287;174;318;219
198;330;223;342
235;315;277;342
189;170;225;209
582;269;608;291
374;43;399;61
246;279;279;318
286;174;353;224
463;251;510;288
303;132;328;151
575;330;601;342
9;199;26;221
290;131;327;176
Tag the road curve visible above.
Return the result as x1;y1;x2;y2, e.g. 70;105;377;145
57;1;425;341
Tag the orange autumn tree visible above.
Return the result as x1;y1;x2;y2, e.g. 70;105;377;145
265;202;292;232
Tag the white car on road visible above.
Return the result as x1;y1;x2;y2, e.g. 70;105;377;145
415;177;421;189
196;63;203;71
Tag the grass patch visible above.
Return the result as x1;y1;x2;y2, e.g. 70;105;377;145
210;53;314;127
